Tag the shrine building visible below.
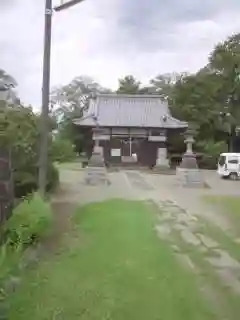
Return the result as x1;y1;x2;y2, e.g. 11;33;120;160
73;94;188;167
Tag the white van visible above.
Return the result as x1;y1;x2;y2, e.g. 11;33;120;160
217;153;240;180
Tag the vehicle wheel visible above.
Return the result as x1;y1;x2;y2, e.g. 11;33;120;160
229;172;238;181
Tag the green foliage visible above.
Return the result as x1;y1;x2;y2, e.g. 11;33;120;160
4;193;53;248
0;69;17;87
209;33;240;74
47;163;59;192
197;140;228;169
0;105;38;193
150;72;188;100
51;76;110;153
50;137;76;163
0;194;53;317
196;140;228;158
0;104;59;197
117;75;141;94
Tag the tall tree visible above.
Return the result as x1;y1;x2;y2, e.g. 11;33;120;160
51;75;110;129
209;33;240;74
0;68;19;105
150;72;188;101
209;33;240;151
0;69;17;87
117;75;141;94
51;75;110;153
170;71;228;143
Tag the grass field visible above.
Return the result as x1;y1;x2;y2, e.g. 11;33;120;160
204;195;240;235
8;200;215;320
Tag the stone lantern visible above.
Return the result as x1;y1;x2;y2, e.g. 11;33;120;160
84;114;109;185
176;126;205;187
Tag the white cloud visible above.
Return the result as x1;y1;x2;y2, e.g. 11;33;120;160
1;0;240;109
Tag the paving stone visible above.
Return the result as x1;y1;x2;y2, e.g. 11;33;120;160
175;254;196;271
235;238;240;244
216;269;240;294
198;246;208;253
171;244;180;252
166;206;183;214
155;224;171;238
158;211;174;221
206;249;240;269
198;234;219;249
185;221;199;232
177;213;190;224
181;229;201;246
172;223;187;231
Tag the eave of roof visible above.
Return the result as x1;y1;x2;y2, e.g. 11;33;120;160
73;94;188;129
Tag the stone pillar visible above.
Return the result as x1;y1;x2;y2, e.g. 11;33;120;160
156;146;169;168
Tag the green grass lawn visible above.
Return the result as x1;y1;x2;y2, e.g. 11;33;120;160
8;200;216;320
204;195;240;235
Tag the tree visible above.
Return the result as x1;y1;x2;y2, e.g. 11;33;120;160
209;33;240;74
117;75;141;94
0;68;19;105
0;104;58;197
170;71;230;153
51;76;110;153
0;69;17;87
209;33;240;151
50;136;76;163
150;72;188;100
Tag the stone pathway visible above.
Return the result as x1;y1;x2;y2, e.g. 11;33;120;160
124;171;154;191
54;166;240;313
154;199;240;295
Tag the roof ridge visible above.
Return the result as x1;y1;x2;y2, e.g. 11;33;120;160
96;93;165;99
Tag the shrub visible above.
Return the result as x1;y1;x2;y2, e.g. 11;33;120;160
50;137;76;163
46;163;59;192
4;193;53;248
195;140;228;170
1;105;60;197
0;194;53;314
197;155;218;169
14;164;59;198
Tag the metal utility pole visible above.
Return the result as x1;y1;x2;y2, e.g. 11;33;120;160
38;0;86;196
38;0;52;197
55;0;85;12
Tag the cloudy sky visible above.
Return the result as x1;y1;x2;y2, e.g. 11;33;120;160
1;0;240;108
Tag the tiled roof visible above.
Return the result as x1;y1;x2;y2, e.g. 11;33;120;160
73;94;188;128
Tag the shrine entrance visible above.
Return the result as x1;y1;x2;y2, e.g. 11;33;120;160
120;137;153;166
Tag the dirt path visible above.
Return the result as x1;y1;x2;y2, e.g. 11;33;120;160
44;168;141;253
141;171;237;234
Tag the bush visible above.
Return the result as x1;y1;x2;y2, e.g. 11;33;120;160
4;193;53;248
46;163;59;192
196;140;227;170
14;164;59;198
1;105;60;198
50;137;76;163
0;194;53;316
197;155;218;170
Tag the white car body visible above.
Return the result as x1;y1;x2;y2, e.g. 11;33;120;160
217;153;240;179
